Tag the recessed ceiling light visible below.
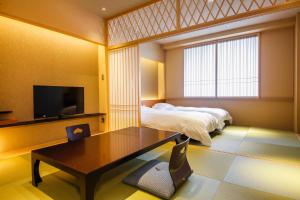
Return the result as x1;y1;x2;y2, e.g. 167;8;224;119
101;7;107;12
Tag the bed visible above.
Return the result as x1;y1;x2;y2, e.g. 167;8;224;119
141;106;218;146
152;103;232;130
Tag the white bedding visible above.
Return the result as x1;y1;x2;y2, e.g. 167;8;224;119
177;107;232;129
153;103;232;130
141;106;218;146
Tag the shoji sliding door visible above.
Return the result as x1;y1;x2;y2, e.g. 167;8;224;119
108;46;140;131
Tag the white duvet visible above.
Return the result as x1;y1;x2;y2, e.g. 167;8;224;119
141;106;218;146
153;103;232;130
177;107;232;129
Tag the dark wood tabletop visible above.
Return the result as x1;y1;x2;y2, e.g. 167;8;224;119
31;127;180;200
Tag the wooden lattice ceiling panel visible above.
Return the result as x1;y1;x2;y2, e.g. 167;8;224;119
107;0;294;48
108;0;177;46
180;0;286;28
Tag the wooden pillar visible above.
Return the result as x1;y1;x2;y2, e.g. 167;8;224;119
295;13;300;133
98;45;108;132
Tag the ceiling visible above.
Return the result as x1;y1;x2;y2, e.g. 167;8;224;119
65;0;153;18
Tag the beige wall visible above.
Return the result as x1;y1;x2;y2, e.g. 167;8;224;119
0;16;106;155
141;58;159;99
260;28;295;98
166;26;295;130
139;42;165;63
0;16;101;121
0;0;105;44
139;42;166;100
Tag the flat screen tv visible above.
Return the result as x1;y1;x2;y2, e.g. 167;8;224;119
34;86;84;119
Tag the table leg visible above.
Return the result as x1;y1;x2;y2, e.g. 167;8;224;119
31;157;42;186
175;135;181;144
79;174;98;200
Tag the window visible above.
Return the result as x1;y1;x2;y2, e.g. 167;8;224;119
184;36;259;97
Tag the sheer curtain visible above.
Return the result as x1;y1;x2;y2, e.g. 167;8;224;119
108;46;140;131
217;36;259;97
184;43;216;97
184;36;259;97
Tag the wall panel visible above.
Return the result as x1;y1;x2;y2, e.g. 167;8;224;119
0;117;100;158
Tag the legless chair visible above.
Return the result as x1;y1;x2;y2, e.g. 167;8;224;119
123;137;192;199
66;124;91;142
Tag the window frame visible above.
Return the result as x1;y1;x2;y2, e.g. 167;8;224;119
183;33;261;99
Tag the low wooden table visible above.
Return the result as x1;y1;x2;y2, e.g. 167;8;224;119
31;127;180;200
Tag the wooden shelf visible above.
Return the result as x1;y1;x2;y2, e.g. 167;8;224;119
0;113;105;128
0;111;13;114
0;119;18;126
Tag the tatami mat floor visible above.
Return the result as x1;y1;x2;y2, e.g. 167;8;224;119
0;126;300;200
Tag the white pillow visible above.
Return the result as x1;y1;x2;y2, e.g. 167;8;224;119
152;103;177;111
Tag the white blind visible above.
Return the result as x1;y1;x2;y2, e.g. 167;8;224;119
184;35;259;97
184;44;216;97
217;36;259;97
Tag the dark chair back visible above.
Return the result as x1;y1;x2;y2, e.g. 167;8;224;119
169;137;193;189
66;124;91;142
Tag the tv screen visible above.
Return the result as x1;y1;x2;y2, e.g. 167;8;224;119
34;86;84;119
